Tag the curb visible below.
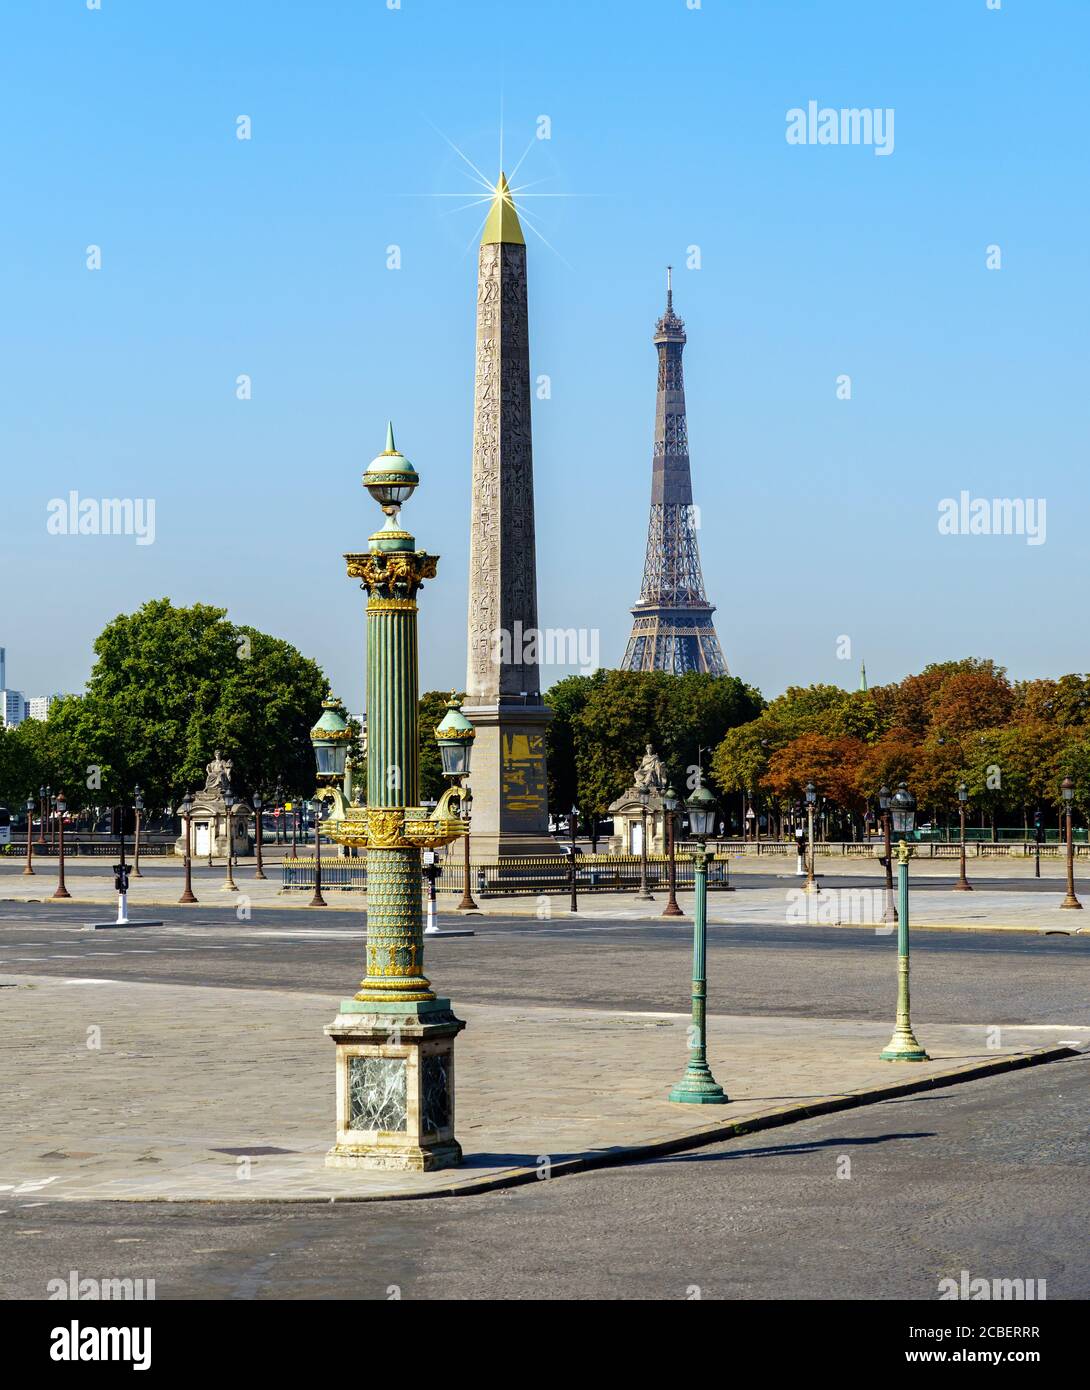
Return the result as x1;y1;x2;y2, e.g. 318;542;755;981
89;1042;1080;1205
5;895;1089;934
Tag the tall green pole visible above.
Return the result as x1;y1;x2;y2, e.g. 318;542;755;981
669;842;728;1103
880;840;929;1061
325;425;465;1173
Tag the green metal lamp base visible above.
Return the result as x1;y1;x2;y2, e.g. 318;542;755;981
669;1066;729;1104
880;1029;929;1062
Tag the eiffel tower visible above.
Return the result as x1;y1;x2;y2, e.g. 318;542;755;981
621;271;728;675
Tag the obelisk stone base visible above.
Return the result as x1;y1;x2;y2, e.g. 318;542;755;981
462;703;555;862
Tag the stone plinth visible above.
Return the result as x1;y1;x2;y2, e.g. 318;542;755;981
461;702;555;860
325;1001;465;1172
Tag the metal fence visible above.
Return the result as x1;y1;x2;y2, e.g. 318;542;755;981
1;840;172;858
715;840;1087;859
281;853;735;896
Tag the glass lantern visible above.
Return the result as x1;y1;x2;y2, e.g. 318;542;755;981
890;782;916;836
686;784;718;841
435;695;475;780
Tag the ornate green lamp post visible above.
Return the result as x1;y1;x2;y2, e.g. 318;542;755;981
669;784;728;1105
324;424;468;1172
880;783;929;1062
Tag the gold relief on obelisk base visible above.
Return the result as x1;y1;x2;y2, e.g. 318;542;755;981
501;732;548;815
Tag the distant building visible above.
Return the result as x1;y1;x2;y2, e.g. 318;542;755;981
1;690;26;728
28;695;62;721
0;647;6;690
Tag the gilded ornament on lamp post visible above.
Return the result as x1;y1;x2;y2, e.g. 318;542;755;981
323;424;468;1173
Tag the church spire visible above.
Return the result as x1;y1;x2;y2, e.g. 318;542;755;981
859;660;868;693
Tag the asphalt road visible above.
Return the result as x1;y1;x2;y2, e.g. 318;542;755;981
3;1052;1085;1300
1;899;1087;1024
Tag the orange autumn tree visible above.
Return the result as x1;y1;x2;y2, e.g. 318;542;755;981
765;733;868;812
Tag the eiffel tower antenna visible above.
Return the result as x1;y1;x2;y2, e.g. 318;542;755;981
620;277;728;675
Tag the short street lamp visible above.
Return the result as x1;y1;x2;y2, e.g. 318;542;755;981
568;804;579;914
52;791;71;899
222;790;238;892
662;783;683;917
1060;776;1082;910
456;786;478;912
954;782;972;892
23;795;35;876
178;791;198;904
804;781;819;894
879;783;897;925
1033;807;1043;880
669;784;727;1104
253;793;267;880
880;783;929;1062
635;786;654;902
132;783;144;877
37;785;47;846
309;797;327;908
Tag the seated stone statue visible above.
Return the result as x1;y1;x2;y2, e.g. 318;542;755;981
633;744;667;794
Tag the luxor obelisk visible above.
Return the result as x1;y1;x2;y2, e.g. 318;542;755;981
463;173;552;859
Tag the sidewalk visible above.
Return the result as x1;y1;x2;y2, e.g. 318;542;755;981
2;863;1088;934
1;972;1083;1202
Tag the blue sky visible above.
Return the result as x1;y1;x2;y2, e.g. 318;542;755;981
1;0;1087;712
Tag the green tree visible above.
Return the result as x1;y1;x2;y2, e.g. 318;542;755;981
418;690;461;803
0;725;42;811
545;671;607;815
569;670;762;817
57;599;326;810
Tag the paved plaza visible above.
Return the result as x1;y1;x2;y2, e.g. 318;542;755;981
2;969;1078;1203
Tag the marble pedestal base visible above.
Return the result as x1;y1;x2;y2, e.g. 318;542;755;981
324;999;465;1172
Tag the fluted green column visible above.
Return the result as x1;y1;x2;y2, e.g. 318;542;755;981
346;559;437;1006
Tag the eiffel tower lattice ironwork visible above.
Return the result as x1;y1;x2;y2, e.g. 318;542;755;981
621;271;728;676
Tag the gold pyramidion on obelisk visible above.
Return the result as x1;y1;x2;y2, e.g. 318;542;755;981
463;173;552;860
